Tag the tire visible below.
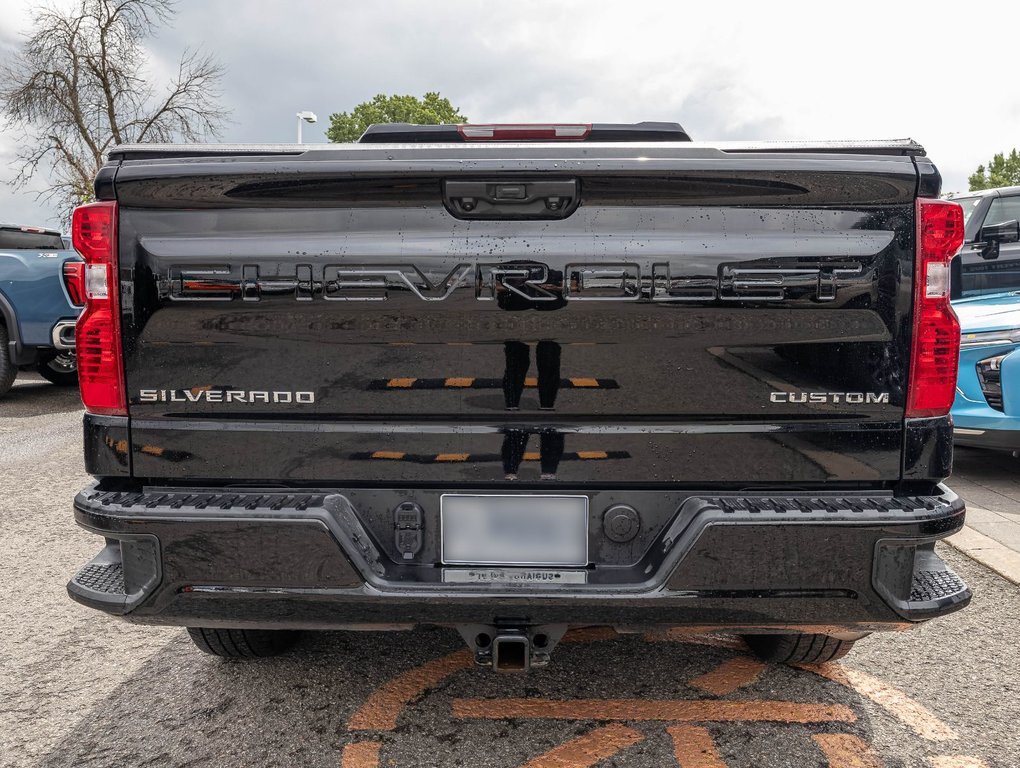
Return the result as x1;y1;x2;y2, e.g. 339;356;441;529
0;325;17;398
186;627;301;659
742;633;858;664
36;351;78;386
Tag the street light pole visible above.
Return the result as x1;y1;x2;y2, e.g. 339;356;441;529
296;111;317;143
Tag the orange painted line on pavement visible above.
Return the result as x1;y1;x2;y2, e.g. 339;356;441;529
561;627;620;643
453;698;856;724
524;452;542;461
348;648;473;731
569;377;600;387
341;740;382;768
812;734;885;768
524;377;539;386
519;724;643;768
386;378;416;388
799;662;852;687
929;757;992;768
643;630;748;650
667;725;726;768
802;664;957;742
576;450;609;460
688;656;767;696
445;377;474;387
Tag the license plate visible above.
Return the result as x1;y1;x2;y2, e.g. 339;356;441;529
441;494;588;566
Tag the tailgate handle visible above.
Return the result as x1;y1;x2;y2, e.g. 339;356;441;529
443;179;579;220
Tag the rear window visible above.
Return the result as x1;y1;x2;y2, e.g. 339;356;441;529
0;228;64;250
951;196;983;228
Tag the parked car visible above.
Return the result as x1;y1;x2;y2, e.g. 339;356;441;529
948;187;1020;452
0;223;83;397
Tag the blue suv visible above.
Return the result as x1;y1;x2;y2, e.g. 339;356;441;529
949;187;1020;452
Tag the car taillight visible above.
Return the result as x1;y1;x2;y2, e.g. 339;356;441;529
457;124;592;141
906;198;965;418
72;200;125;416
62;261;86;306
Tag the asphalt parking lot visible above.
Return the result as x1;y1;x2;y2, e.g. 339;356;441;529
2;374;1019;768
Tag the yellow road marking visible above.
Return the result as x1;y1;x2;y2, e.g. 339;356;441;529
453;698;856;724
803;664;958;742
667;725;726;768
518;725;643;768
812;734;885;768
370;451;405;460
576;450;608;460
689;656;767;696
523;452;542;461
386;378;416;388
436;453;470;462
444;377;474;387
524;377;539;386
348;649;473;731
340;740;382;768
929;757;992;768
569;377;599;387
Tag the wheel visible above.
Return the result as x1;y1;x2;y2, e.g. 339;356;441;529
186;627;301;658
742;633;858;664
0;325;17;398
36;351;78;386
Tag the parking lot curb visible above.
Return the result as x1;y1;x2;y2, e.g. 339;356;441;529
945;523;1020;586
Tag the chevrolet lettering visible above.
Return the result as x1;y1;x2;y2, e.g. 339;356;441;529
165;261;869;304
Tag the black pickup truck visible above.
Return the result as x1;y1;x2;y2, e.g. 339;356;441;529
68;123;971;670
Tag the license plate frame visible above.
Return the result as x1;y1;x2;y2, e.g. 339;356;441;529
440;494;589;567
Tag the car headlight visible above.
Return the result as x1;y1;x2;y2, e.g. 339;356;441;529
976;354;1006;411
960;329;1020;348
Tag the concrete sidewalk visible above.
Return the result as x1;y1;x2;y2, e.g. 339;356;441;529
948;517;1020;586
946;446;1020;585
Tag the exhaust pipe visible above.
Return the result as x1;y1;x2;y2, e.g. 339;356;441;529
51;320;77;350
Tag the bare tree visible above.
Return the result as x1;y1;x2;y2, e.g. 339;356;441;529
0;0;228;214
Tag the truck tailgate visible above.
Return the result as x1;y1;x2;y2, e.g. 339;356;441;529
112;143;919;486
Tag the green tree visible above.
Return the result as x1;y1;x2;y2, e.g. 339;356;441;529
326;92;467;143
968;149;1020;191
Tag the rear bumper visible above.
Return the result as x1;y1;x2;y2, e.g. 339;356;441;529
68;484;970;632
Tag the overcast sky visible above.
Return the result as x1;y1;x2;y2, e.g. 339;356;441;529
1;0;1018;230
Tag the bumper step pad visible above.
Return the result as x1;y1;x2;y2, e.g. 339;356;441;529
910;567;968;603
72;562;125;595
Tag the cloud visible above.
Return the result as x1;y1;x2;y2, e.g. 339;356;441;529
1;0;1018;224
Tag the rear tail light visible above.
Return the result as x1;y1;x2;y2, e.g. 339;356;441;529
62;261;86;306
457;124;591;141
906;198;965;418
72;201;126;416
